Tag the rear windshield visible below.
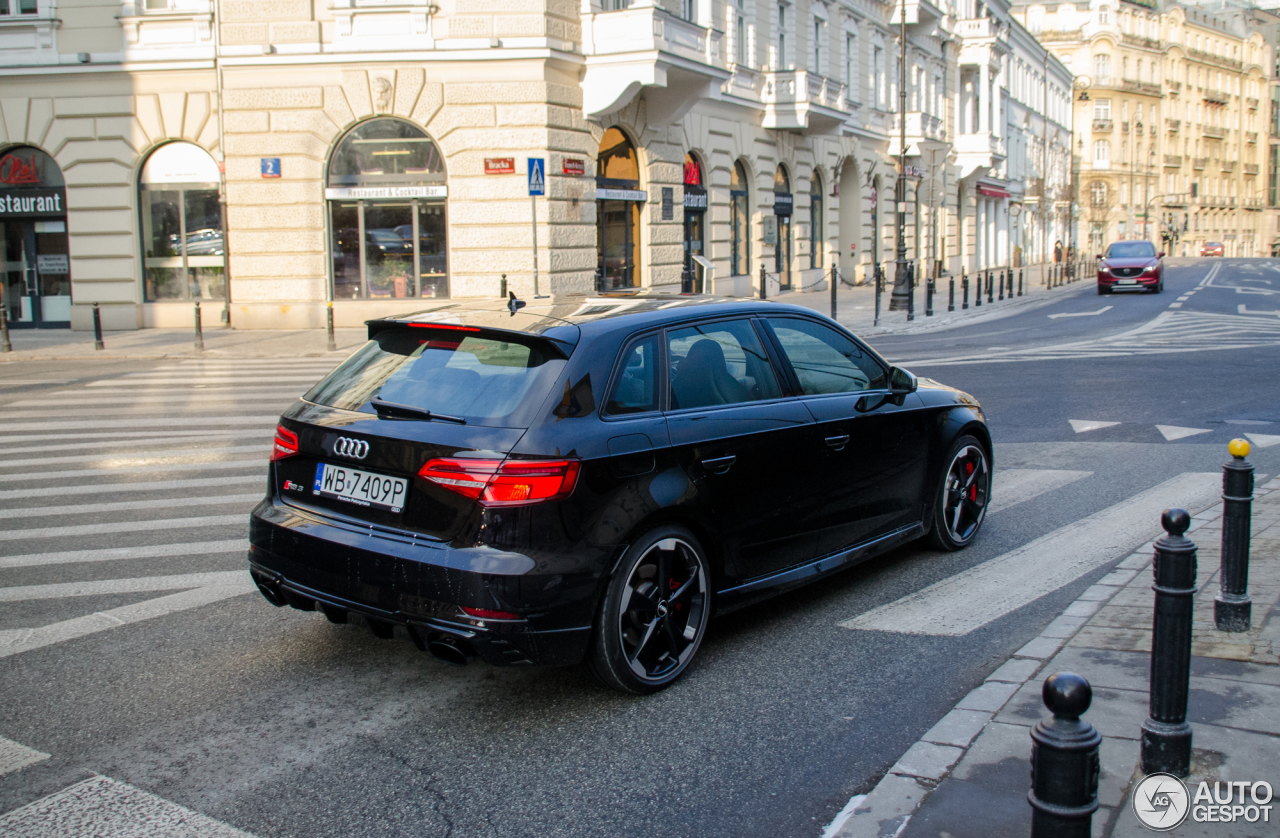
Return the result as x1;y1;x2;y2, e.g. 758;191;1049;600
304;327;566;427
1105;242;1156;258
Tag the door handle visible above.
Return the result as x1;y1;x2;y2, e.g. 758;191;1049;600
700;455;736;474
825;433;851;450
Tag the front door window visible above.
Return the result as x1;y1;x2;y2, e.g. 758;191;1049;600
683;211;704;292
776;215;792;289
598;200;639;290
1;219;71;326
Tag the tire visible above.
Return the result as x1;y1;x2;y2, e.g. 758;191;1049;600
1097;284;1109;295
586;525;711;694
928;436;991;551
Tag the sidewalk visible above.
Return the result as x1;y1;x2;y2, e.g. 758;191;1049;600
0;263;1094;362
833;471;1280;838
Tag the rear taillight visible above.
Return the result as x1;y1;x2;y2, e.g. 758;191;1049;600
461;606;520;620
419;458;580;506
271;425;299;462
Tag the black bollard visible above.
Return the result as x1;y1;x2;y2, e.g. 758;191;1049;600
926;274;934;317
874;265;882;326
998;269;1005;301
194;300;204;352
1216;439;1254;631
0;294;11;353
759;262;767;300
1018;268;1024;297
1029;672;1102;838
975;271;982;306
92;302;104;351
906;262;915;322
987;270;994;304
499;273;507;298
831;265;838;321
962;272;969;309
1008;269;1014;297
1141;508;1197;777
948;275;955;312
326;301;336;352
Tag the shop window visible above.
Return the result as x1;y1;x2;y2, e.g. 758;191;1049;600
326;118;448;299
596;127;642;291
731;160;751;277
682;153;707;292
0;0;39;14
1;145;70;327
138;142;226;302
774;164;793;289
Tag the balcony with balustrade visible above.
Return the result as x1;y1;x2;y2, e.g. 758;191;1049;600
1244;163;1259;175
1164;154;1182;167
1246;131;1258;144
1203;125;1226;139
581;0;728;120
1203;88;1230;105
759;70;849;134
1166;119;1180;133
1247;97;1260;110
1193;157;1209;170
888;111;946;155
1093;119;1114;132
1121;78;1161;96
1222;160;1237;173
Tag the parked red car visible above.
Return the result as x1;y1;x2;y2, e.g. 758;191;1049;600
1097;241;1163;295
1200;241;1224;257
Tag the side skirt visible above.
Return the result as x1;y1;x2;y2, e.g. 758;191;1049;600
713;522;927;614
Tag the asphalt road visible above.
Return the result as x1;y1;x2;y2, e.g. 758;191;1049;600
1;258;1279;838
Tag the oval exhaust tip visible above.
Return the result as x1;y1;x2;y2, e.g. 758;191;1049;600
427;640;471;667
254;580;286;607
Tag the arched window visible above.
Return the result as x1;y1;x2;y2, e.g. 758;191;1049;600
730;161;751;276
596;127;641;290
2;145;71;326
774;164;793;289
138;142;225;303
326;118;448;299
809;171;824;269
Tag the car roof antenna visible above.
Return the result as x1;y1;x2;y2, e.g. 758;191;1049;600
507;291;527;314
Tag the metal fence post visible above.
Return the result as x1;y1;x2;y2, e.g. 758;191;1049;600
1216;439;1254;631
194;300;204;352
1029;672;1102;838
326;301;336;352
1141;508;1197;777
92;302;105;351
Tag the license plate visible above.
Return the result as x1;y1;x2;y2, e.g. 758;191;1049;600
314;463;407;513
1119;279;1138;285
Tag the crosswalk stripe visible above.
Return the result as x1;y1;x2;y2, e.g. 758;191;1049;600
0;460;264;485
0;577;257;660
9;393;295;407
0;738;50;776
89;377;319;386
0;429;255;447
2;446;268;470
0;475;261;502
0;775;258;838
25;385;304;400
0;494;262;521
0;515;244;542
0;540;245;570
839;472;1221;637
988;469;1093;514
2;416;278;432
0;570;251;601
0;433;261;456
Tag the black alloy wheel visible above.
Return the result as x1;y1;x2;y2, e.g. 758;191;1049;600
929;436;991;551
587;526;710;694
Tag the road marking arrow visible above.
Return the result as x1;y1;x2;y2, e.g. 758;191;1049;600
1048;306;1113;319
1157;425;1212;441
1245;432;1280;449
1070;419;1121;433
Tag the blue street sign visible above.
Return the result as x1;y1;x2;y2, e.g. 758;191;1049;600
527;158;545;196
261;158;281;178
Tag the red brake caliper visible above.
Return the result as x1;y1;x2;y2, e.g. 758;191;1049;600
966;462;977;501
670;576;682;611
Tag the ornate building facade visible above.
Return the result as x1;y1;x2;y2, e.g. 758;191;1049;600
0;0;1068;330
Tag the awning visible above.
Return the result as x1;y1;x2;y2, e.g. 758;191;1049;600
977;185;1011;198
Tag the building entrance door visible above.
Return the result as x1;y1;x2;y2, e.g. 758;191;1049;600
682;210;703;293
775;215;792;290
1;218;71;328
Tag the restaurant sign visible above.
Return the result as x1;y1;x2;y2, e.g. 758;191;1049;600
0;188;66;218
324;186;448;200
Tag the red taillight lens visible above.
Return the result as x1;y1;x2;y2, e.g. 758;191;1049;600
271;425;299;462
461;606;520;620
418;458;580;506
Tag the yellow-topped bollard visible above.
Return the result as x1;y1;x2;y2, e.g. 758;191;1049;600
1228;438;1251;460
1218;438;1255;632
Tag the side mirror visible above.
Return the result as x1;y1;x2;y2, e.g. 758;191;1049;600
1096;254;1103;260
1157;252;1165;258
888;366;918;405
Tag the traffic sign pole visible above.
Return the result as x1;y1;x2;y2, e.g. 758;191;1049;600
528;158;547;298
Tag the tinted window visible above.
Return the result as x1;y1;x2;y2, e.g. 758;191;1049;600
667;319;781;410
767;318;887;394
607;334;659;415
1105;241;1156;258
304;328;565;427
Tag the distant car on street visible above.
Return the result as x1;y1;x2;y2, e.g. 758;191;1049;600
1200;242;1225;257
249;298;991;693
1097;241;1164;295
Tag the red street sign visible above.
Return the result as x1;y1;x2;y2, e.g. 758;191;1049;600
562;158;585;176
484;157;515;174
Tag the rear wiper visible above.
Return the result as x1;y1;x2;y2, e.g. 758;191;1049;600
370;396;467;424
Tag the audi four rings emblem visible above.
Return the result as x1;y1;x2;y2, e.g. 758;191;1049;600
333;437;370;460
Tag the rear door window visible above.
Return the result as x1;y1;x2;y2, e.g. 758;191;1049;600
606;333;660;415
765;318;887;395
667;319;782;410
304;327;566;427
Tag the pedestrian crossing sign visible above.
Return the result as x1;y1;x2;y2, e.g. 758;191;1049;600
528;158;545;196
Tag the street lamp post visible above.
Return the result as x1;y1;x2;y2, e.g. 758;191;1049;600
889;1;911;311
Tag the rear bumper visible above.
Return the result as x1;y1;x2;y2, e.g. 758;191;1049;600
247;499;596;666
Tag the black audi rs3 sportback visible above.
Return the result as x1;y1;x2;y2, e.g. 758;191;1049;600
249;296;991;693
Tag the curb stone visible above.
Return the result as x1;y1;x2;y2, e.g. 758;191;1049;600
824;479;1278;838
